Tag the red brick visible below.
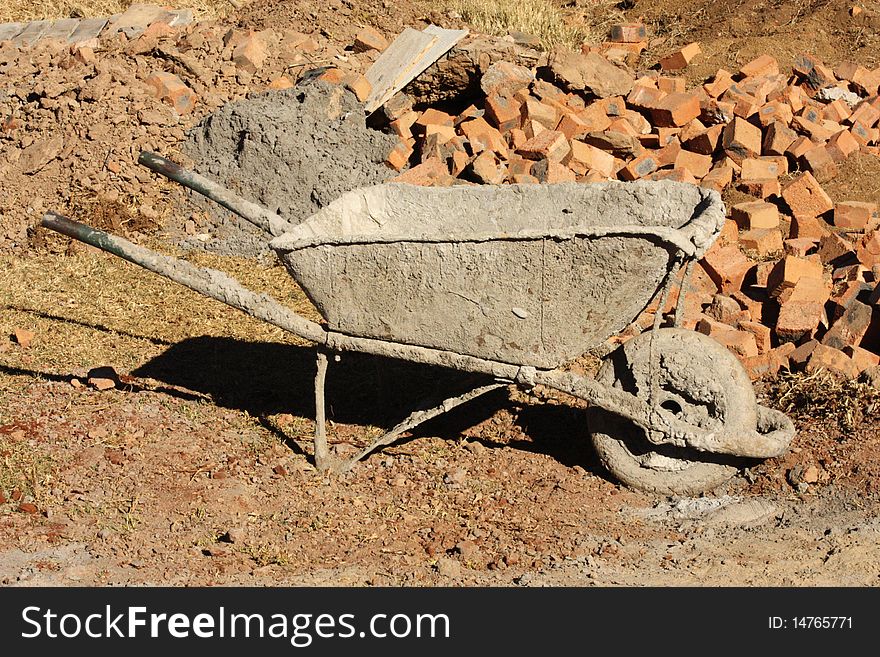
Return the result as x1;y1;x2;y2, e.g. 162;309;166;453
706;294;744;324
806;343;861;379
731;200;779;229
531;159;576;183
520;99;559;130
817;232;854;267
658;76;686;94
776;300;825;342
790;214;832;240
342;73;372;102
267;76;294;91
683;123;723;154
762;121;798;156
799;146;839;182
785;136;816;160
834;201;877;231
784;237;818;258
516;130;570;162
737;178;781;200
756;101;793;127
700;165;733;193
788;339;819;369
648;167;698;184
144;71;196;114
701;245;754;293
767;256;824;297
353;26;388;53
465;151;506;184
568;140;615;176
822;99;851;124
485;94;522;133
717;218;740;247
739;54;779;79
848;102;880;129
459;117;508;155
779;275;831;306
696;319;759;358
721;117;762;163
232;32;267;74
609;23;647;43
703;69;734;97
722;85;762;118
391;158;452;186
480;61;534;98
651;93;701;127
739;319;772;353
825;129;860;163
846;346;880;372
659;42;701;70
416;108;455;128
618;152;660;180
740;228;784;256
673;149;712;178
822;300;872;350
740;157;783;180
782;172;834;220
856;230;880;267
384;141;412;171
389;111;418;139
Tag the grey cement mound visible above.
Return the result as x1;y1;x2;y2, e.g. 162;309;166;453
181;80;396;257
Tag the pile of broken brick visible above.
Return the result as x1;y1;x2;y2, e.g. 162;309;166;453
349;25;880;384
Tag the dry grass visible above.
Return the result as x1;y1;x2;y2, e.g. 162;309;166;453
768;369;880;432
448;0;599;50
0;0;232;23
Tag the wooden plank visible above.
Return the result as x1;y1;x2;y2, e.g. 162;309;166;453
43;18;80;41
0;22;26;42
67;17;108;44
364;26;468;113
12;20;52;46
365;28;437;113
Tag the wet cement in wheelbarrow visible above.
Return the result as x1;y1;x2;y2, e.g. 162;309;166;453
181;80;397;257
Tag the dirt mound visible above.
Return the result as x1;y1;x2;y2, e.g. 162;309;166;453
181;80;396;255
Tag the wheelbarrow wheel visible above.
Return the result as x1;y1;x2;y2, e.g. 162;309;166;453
588;328;758;496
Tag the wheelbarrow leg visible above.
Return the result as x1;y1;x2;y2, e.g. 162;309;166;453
338;382;507;473
313;350;332;472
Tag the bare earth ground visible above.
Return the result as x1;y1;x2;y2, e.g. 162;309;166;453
2;0;880;586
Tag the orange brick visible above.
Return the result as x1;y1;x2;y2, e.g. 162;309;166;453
609;23;647;43
822;300;872;350
703;69;734;97
484;94;522;133
799;146;839;182
619;152;660;180
717;218;740;246
673;149;712;178
578;104;613;132
511;173;539;184
648;167;698;184
822;99;852;124
415;108;454;128
232;32;267;74
144;71;196;114
785;136;816;160
531;159;576;183
342;73;372;102
389;111;418;139
739;319;773;354
520;99;558;130
627;84;665;110
846;346;880;372
450;150;471;176
776;300;825;342
700;165;733;193
741;352;778;380
353;26;388;53
767;255;824;297
707;294;744;323
731;200;780;229
696;319;759;358
701;245;754;293
762;121;798;156
784;237;818;257
756;101;793;127
391;158;452;186
788;339;819;368
683;123;723;154
739;54;779;79
267;76;294;91
655;138;682;167
781;275;831;305
806;343;861;379
826;129;860;162
792;115;837;142
782;172;834;220
568;140;615;176
657;76;686;94
659;42;701;71
834;201;877;231
848;102;880;129
740;228;784;256
384;141;412;171
790;214;831;240
465;151;506;184
740;157;783;180
721;117;762;163
722;85;762;118
856;230;880;267
459;117;508;155
817;232;855;267
736;179;780;200
516;130;570;162
650;93;701;127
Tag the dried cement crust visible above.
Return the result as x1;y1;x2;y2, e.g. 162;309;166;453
589;328;757;495
271;181;724;369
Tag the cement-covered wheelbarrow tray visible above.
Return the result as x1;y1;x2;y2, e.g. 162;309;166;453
40;152;795;495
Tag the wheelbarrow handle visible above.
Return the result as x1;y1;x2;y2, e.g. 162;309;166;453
137;151;294;238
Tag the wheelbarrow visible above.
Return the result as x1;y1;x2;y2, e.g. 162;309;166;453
40;152;795;495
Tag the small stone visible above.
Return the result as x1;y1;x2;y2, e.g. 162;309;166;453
13;328;34;348
220;528;244;544
18;503;39;514
436;557;461;578
273;464;288;476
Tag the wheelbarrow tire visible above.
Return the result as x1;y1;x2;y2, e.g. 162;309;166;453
589;328;757;496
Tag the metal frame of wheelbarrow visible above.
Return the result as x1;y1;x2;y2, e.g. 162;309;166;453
39;152;794;474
